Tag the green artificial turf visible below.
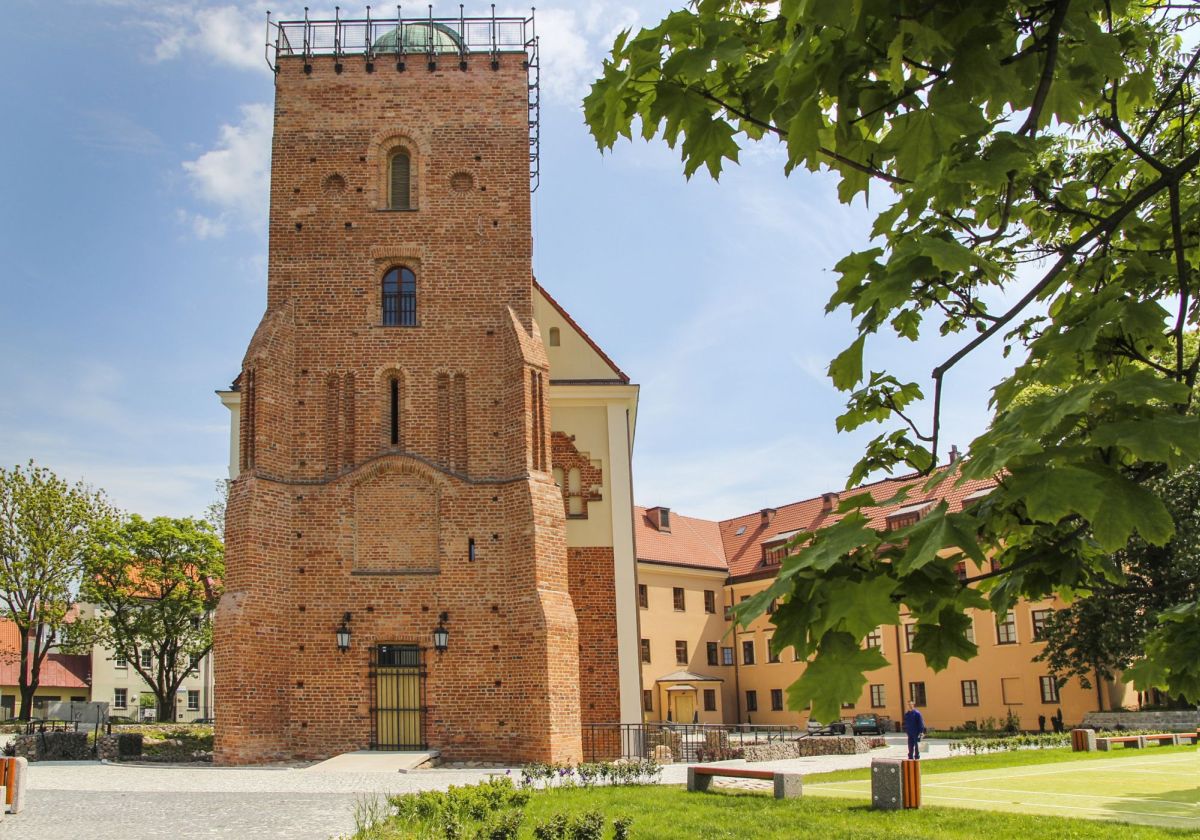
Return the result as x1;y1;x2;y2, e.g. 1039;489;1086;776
804;742;1196;783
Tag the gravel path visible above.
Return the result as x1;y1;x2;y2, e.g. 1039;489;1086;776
0;742;953;838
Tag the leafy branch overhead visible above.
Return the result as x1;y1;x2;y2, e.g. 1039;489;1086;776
586;0;1200;718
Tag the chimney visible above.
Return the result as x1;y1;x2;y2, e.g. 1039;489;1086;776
647;506;671;532
948;444;960;463
821;492;840;513
760;508;776;526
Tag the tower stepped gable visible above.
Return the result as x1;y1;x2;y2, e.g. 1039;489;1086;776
215;28;581;765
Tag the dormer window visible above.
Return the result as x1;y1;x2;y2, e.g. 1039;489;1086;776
647;506;671;532
761;529;801;565
886;501;933;531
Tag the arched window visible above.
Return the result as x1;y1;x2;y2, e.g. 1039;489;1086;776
389;151;411;209
382;267;417;326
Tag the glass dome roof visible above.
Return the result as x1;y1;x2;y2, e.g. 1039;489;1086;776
373;22;464;54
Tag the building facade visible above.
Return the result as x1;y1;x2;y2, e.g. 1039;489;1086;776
215;15;640;765
635;471;1137;732
75;604;214;722
0;620;90;720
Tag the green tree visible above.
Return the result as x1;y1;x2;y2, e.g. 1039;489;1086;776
586;1;1200;718
74;516;223;722
0;462;112;720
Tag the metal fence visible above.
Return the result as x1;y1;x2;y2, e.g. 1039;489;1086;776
583;723;809;763
263;8;541;192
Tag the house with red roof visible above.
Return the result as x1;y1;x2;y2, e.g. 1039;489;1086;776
0;619;92;719
634;468;1136;731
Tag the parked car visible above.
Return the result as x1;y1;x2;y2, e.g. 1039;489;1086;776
194;717;215;724
806;719;847;735
852;713;885;735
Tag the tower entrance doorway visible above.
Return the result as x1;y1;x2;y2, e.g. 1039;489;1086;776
370;644;426;750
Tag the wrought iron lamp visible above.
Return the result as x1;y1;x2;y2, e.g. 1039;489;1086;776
432;612;450;653
336;612;352;652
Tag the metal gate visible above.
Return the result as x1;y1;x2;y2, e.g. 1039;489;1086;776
369;644;426;750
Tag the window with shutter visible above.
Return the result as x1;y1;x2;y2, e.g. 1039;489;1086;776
389;151;411;209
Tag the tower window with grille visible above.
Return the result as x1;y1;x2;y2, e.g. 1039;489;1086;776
382;267;417;326
389;151;411;209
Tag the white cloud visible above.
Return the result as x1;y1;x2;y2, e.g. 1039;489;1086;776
193;5;266;71
180;103;273;237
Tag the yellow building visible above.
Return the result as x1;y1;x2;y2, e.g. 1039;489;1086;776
634;470;1135;731
76;603;214;722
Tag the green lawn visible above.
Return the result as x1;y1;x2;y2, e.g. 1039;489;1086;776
804;742;1196;783
361;772;1197;839
806;747;1199;831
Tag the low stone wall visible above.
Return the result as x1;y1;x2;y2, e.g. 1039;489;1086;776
1082;711;1199;731
97;733;143;761
12;731;90;761
743;735;883;762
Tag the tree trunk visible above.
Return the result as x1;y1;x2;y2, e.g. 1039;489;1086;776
157;695;174;723
16;627;36;721
1094;667;1105;712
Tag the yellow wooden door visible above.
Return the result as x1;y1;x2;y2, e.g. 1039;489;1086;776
674;693;696;724
373;644;424;750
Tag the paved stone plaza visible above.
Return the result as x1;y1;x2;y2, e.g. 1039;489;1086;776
0;740;944;839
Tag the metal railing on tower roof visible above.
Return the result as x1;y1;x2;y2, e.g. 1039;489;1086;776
265;5;541;193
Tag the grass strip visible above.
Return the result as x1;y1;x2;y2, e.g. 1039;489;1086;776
804;743;1196;784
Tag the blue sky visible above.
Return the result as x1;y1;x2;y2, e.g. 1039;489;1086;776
0;1;1016;521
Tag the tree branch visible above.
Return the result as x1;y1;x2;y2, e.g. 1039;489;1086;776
693;87;912;185
1019;0;1072;136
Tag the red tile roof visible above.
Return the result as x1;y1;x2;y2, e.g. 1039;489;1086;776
637;466;998;580
718;468;996;578
0;618;92;690
634;506;729;571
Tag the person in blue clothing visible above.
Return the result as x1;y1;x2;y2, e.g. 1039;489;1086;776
903;700;926;760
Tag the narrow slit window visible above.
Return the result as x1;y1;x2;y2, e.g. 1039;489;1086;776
389;377;401;445
382;267;417;326
389;151;411;209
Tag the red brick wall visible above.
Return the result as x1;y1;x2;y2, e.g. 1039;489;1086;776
215;52;583;765
567;547;621;728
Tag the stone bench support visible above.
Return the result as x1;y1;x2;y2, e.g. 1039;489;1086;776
687;765;803;800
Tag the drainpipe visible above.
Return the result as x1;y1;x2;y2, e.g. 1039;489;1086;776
729;587;743;725
893;624;906;729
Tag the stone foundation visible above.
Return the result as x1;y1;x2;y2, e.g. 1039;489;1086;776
96;733;143;761
1082;711;1199;731
743;735;884;762
12;731;89;761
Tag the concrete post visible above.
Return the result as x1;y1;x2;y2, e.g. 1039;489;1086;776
773;772;803;799
871;758;904;810
3;757;27;814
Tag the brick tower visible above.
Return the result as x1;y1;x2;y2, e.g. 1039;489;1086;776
214;12;585;764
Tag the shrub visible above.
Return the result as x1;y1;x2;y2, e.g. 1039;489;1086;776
613;816;633;840
477;809;524;840
567;811;605;840
532;814;569;840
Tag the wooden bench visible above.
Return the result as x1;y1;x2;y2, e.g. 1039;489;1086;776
687;765;803;799
1097;732;1195;751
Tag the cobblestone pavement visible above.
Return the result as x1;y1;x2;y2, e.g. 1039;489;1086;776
1;762;507;840
1;743;953;839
